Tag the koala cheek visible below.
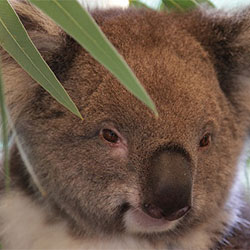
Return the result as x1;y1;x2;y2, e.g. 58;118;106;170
110;143;128;159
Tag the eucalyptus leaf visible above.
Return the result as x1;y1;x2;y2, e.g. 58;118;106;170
0;0;82;119
0;60;9;191
129;0;151;8
29;0;158;116
245;158;250;190
162;0;214;11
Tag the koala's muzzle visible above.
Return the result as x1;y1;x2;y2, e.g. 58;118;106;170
143;150;192;221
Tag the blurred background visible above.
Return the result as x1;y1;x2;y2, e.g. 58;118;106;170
79;0;250;9
139;0;250;9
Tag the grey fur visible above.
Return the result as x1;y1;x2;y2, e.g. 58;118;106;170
0;1;250;249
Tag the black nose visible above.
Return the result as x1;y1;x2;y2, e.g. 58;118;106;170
143;149;192;221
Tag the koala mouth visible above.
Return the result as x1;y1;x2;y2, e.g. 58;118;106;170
124;206;177;233
120;149;192;233
123;205;190;233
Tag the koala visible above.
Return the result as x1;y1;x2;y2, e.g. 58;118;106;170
0;0;250;249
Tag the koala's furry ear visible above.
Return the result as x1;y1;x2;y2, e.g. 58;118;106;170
1;0;66;66
184;9;250;107
0;0;79;121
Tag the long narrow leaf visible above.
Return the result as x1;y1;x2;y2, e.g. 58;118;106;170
129;0;152;8
162;0;214;11
245;158;250;190
29;0;158;116
10;125;46;196
0;60;10;191
0;0;82;119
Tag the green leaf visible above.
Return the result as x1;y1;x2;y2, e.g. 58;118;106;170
29;0;158;116
245;157;250;190
162;0;215;12
0;59;10;191
129;0;151;8
0;0;82;119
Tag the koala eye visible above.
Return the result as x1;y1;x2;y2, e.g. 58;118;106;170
199;133;211;148
101;129;119;144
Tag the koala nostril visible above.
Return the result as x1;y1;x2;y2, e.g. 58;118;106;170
143;203;191;221
164;205;191;221
143;203;164;219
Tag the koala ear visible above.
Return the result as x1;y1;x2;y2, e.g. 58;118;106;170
5;0;64;63
0;0;79;122
184;9;250;110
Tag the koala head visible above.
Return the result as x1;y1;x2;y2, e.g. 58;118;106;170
2;0;250;241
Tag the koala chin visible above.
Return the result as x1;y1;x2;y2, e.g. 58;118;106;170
1;0;250;249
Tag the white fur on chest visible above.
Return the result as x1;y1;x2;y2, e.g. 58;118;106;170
0;191;153;249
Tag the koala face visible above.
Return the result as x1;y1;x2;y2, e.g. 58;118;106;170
2;1;250;242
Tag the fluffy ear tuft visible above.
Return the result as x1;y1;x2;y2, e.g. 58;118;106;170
5;0;83;75
0;0;80;122
182;8;250;121
2;0;64;62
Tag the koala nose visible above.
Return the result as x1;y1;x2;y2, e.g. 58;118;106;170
143;149;192;221
142;202;190;221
